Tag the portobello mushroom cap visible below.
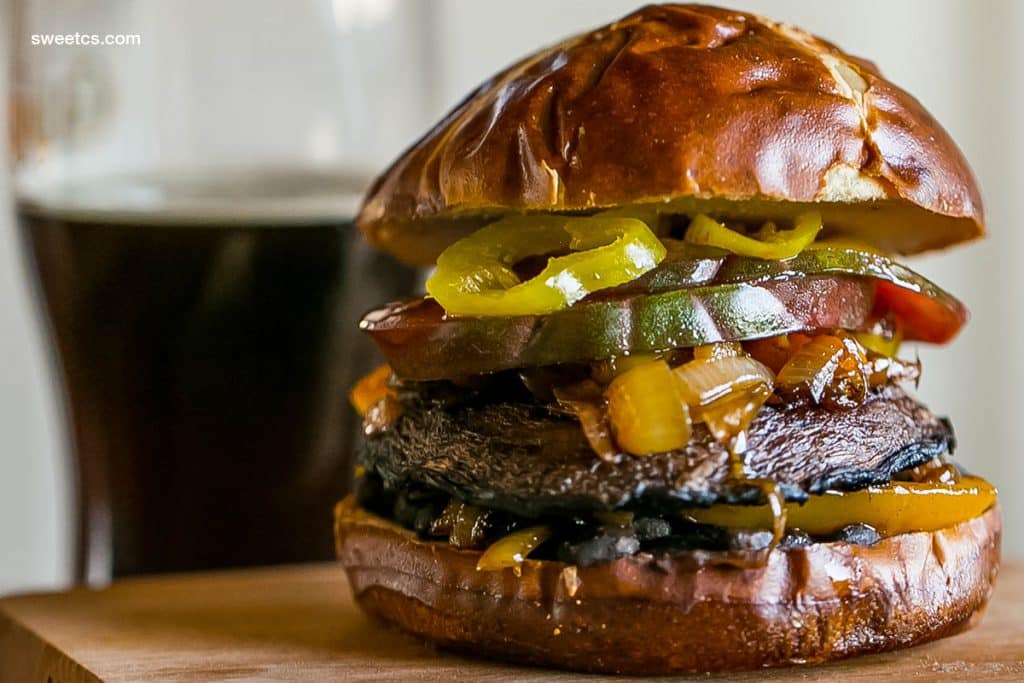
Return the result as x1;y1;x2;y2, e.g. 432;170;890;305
360;385;954;517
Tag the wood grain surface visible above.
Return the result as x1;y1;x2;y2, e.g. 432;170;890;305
1;562;1022;682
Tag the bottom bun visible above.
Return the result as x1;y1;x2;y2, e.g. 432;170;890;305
334;498;1000;675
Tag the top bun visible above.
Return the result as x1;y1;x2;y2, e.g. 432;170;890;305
357;4;984;265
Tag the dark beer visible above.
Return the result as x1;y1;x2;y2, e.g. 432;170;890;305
17;172;417;581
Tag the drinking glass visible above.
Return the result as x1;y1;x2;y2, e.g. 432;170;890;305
9;0;431;584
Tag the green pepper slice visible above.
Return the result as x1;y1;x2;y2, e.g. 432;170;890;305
363;248;966;381
365;275;874;380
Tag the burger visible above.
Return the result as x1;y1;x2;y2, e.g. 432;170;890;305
335;3;999;675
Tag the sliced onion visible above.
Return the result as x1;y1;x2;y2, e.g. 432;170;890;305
776;334;869;406
775;335;846;404
554;382;619;463
838;335;870;402
672;354;774;449
901;459;961;485
451;505;489;548
606;360;692;456
429;500;460;536
674;355;775;409
431;500;489;548
743;335;793;374
867;355;921;388
699;383;772;446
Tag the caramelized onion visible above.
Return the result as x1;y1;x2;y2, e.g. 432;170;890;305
451;505;489;548
775;335;868;406
554;381;618;463
674;355;775;409
432;500;490;548
429;500;460;536
776;335;845;401
763;481;787;547
606;360;692;455
743;335;793;374
835;335;870;403
901;459;961;484
866;355;921;388
670;354;775;455
699;383;772;446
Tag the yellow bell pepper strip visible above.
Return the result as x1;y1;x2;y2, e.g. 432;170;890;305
426;214;666;316
682;475;996;537
855;327;903;357
684;212;822;260
605;360;692;455
349;364;392;416
476;525;551;571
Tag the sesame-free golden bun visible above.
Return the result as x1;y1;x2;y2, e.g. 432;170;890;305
357;4;984;265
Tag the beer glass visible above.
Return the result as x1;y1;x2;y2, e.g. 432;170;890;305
9;0;430;584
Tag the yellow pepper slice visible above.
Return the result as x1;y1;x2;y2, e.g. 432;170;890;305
684;212;822;260
683;475;996;537
476;525;551;571
606;360;692;456
855;328;903;357
349;364;392;416
426;214;666;316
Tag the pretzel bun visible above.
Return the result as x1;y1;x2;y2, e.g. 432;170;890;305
335;498;1000;675
357;3;984;265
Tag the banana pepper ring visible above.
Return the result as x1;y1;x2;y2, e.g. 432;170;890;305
426;214;667;317
685;212;823;260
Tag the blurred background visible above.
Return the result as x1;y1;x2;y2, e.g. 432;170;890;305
1;0;1021;594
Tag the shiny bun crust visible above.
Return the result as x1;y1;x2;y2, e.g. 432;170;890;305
358;3;984;265
335;499;1000;675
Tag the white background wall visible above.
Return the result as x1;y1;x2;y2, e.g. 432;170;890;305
1;0;1021;594
0;0;72;594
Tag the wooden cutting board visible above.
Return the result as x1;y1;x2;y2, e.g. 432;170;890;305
1;562;1022;682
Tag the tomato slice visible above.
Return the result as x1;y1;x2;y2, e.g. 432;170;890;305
874;280;967;344
365;277;872;380
363;249;966;381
